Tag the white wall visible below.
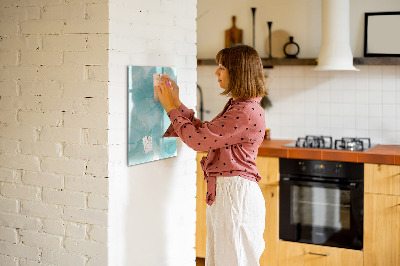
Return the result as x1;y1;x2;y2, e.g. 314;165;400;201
108;0;198;265
0;1;109;265
197;0;400;145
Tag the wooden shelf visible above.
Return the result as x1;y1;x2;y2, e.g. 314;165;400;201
197;57;400;68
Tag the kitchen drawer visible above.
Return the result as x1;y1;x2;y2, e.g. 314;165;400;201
256;156;279;186
365;163;400;196
278;241;363;266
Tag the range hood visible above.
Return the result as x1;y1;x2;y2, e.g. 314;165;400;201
314;0;359;71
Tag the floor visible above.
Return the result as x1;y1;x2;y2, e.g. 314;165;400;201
196;257;205;266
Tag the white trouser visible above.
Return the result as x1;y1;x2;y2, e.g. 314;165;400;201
205;176;266;266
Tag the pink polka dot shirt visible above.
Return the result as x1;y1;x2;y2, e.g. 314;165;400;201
163;97;266;206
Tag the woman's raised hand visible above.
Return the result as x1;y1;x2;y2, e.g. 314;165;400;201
155;78;177;113
162;75;181;108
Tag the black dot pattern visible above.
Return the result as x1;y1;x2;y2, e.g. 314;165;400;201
164;98;265;206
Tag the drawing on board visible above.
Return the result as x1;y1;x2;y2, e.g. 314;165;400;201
128;66;177;166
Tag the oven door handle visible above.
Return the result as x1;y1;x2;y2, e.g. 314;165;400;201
281;177;357;188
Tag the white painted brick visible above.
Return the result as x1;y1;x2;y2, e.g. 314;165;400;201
0;196;18;213
0;125;37;141
20;51;62;66
0;138;19;154
63;81;108;98
22;171;63;189
20;21;62;35
86;34;108;51
18;80;62;97
87;65;108;82
65;237;107;256
83;129;108;146
64;144;108;161
0;212;42;230
0;36;42;52
86;255;107;266
64;175;108;194
82;98;109;114
41;158;86;176
175;42;197;56
16;0;63;5
41;248;86;266
0;109;17;124
21;200;63;219
20;230;62;251
88;194;108;210
0;241;40;261
0;226;18;243
0;6;40;21
86;3;108;20
0;22;18;36
20;141;62;157
33;96;86;113
42;4;85;20
42;35;86;51
88;225;107;243
0;168;16;183
64;50;108;66
63;19;108;34
64;113;108;129
0;66;38;81
0;51;18;66
65;222;86;239
18;111;62;127
63;207;107;226
0;153;39;171
19;259;42;266
43;219;66;235
186;55;197;69
39;127;81;144
0;81;17;96
37;66;85;82
0;183;41;201
86;160;108;177
43;188;86;208
0;254;17;266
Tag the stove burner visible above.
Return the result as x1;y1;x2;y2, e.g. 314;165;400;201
334;137;371;151
290;136;372;151
295;135;333;149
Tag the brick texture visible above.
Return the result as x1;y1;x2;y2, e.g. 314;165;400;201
0;0;109;264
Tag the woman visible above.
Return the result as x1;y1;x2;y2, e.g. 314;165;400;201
155;45;267;266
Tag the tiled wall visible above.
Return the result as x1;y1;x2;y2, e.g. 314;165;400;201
197;65;400;145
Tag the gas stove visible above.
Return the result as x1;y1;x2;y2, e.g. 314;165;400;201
284;135;374;151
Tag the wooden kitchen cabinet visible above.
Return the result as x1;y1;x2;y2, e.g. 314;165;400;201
364;163;400;196
364;163;400;266
278;241;363;266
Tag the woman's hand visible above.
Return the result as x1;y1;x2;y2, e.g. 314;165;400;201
162;75;181;108
155;79;177;113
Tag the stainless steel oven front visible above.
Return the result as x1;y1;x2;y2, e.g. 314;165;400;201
279;158;364;250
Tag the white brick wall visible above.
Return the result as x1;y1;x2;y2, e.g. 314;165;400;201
0;1;109;265
108;0;198;265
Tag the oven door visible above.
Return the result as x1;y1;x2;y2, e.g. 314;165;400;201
279;177;363;250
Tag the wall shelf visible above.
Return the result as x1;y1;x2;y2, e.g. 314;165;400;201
197;57;400;68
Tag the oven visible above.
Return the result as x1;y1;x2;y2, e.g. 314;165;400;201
279;158;364;250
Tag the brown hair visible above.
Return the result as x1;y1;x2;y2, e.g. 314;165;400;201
215;45;267;99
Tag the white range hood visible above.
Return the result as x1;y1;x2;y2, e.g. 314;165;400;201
314;0;359;71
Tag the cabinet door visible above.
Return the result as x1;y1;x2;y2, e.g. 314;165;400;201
259;185;279;266
278;241;363;266
196;152;208;258
365;163;400;196
364;193;400;266
256;156;279;186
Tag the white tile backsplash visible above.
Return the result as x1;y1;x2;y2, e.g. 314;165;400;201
197;65;400;144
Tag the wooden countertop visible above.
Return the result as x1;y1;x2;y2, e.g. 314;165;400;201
258;139;400;165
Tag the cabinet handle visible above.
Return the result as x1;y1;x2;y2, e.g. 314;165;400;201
309;252;329;257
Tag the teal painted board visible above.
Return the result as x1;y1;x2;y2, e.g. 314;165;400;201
128;66;177;166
